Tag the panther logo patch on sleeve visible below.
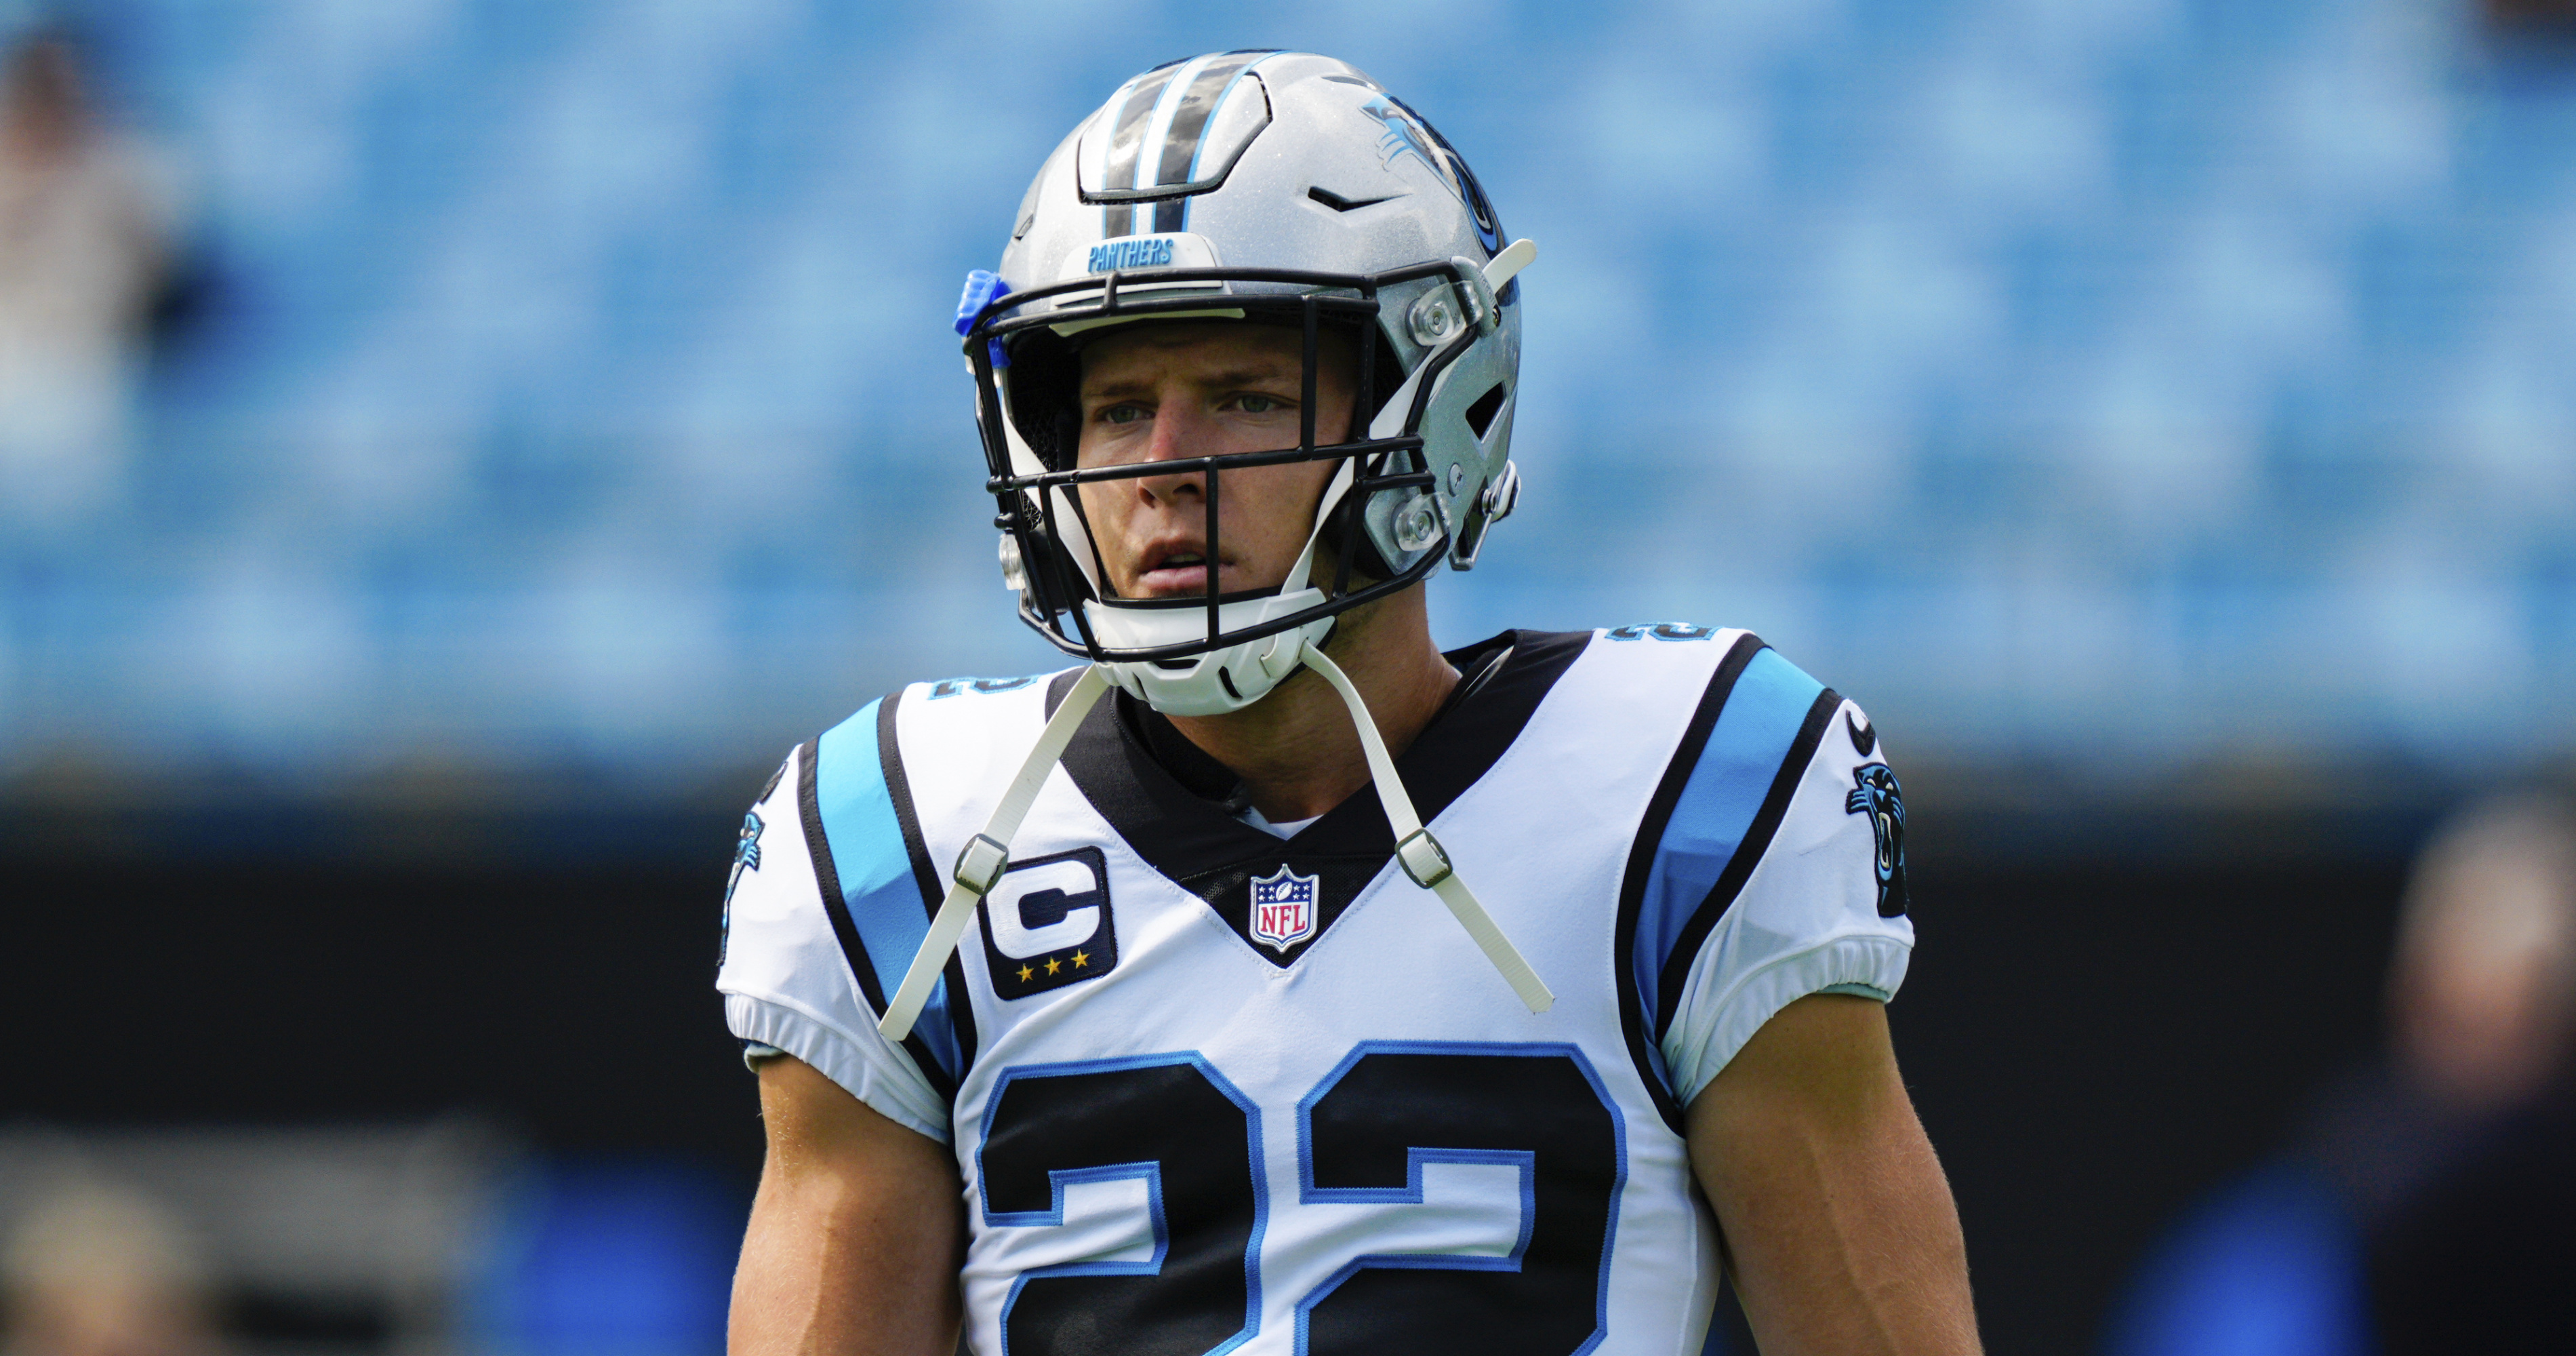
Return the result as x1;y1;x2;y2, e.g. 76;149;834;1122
727;811;765;903
721;754;790;970
719;810;765;970
1845;763;1908;918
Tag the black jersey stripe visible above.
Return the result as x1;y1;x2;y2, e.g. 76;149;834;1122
879;688;978;1084
1651;686;1844;1043
804;697;963;1102
797;731;963;1103
796;737;864;994
1612;632;1765;1133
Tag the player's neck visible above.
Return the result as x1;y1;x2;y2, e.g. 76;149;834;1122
1162;585;1457;824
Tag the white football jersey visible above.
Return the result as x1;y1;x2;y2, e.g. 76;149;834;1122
719;626;1914;1356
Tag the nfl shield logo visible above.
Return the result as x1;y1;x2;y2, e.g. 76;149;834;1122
1249;864;1319;953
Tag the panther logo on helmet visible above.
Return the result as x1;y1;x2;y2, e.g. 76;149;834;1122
1356;94;1508;258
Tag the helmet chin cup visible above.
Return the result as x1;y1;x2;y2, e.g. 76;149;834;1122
1085;588;1337;716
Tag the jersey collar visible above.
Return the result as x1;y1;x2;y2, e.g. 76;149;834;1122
1050;629;1590;966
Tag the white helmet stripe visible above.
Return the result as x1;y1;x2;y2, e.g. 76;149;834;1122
1135;53;1218;193
1098;60;1187;237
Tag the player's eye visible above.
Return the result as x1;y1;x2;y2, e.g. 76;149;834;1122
1098;403;1149;426
1233;393;1287;414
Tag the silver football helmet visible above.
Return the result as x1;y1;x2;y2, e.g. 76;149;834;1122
958;50;1533;716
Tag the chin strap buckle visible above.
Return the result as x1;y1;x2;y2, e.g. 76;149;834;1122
954;833;1011;897
1301;641;1551;1013
881;664;1116;1043
1395;828;1454;890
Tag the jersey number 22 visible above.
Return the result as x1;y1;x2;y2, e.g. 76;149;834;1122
979;1041;1626;1356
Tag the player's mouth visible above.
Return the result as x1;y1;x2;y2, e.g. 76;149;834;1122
1135;542;1225;597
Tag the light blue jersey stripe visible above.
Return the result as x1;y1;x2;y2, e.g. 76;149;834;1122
1632;647;1825;1045
815;698;962;1084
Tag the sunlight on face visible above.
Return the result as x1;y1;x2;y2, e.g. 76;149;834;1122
1074;321;1357;599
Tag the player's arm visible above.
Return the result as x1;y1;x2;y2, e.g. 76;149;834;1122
1685;992;1980;1355
730;1053;965;1356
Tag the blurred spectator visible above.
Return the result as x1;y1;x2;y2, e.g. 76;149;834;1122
2328;795;2576;1351
1;1177;220;1356
0;28;170;523
2109;793;2576;1355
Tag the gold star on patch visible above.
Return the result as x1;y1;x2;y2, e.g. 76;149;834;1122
1045;957;1062;975
1070;950;1089;968
1017;964;1034;982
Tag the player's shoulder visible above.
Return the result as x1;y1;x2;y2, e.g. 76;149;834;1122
1561;619;1904;918
1600;624;1911;1106
786;665;1091;885
804;666;1083;795
811;667;1074;741
1569;620;1868;740
1533;622;1848;735
1489;620;1887;839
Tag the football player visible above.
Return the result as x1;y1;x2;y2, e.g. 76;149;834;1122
721;51;1979;1355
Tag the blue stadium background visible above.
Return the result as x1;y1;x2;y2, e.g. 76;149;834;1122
9;0;2573;784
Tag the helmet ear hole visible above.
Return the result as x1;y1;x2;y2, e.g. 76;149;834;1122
1463;382;1506;439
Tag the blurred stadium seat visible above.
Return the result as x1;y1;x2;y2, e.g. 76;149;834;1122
0;0;2566;786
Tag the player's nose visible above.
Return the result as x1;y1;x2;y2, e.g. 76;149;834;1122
1133;395;1213;503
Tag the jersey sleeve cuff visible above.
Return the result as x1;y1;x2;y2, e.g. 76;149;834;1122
1661;932;1912;1108
725;990;953;1144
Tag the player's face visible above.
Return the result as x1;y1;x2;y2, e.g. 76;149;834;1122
1074;322;1356;600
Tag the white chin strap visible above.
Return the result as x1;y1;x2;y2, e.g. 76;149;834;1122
875;643;1553;1042
1295;643;1554;1013
876;664;1112;1043
1082;589;1337;717
1074;456;1372;718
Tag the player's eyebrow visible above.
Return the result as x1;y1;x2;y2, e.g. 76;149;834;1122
1082;362;1302;404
